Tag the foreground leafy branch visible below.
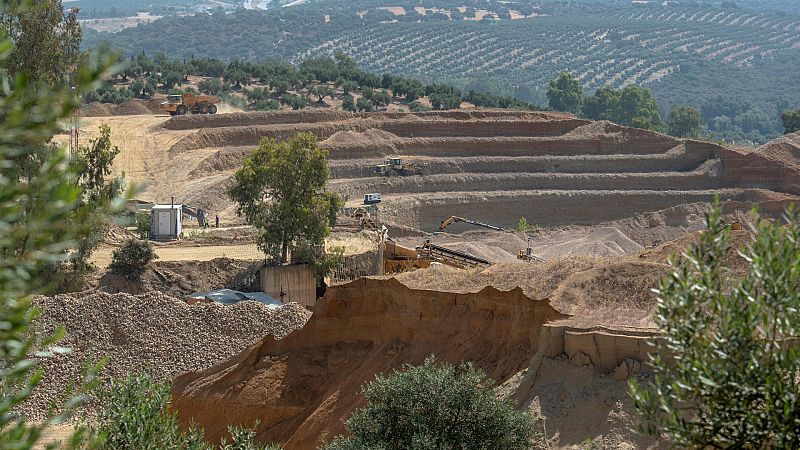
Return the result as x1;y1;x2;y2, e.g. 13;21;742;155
631;203;800;448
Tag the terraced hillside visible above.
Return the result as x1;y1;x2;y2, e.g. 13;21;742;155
137;110;800;233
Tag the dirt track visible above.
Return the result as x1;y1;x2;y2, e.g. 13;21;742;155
90;244;262;268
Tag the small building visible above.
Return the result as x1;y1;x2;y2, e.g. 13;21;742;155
151;204;182;239
260;264;317;307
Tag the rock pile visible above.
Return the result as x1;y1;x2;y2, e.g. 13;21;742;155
20;291;311;421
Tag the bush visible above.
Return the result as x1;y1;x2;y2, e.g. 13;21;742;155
95;372;208;449
253;99;280;111
630;203;800;447
109;238;157;280
96;372;279;450
324;356;541;449
342;94;356;112
517;216;531;232
408;100;431;112
135;212;151;239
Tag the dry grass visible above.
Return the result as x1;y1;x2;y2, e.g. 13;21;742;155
392;257;668;329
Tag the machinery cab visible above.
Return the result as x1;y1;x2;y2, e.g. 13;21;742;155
386;157;402;166
363;193;382;205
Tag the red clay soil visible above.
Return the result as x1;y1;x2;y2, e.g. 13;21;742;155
171;277;567;449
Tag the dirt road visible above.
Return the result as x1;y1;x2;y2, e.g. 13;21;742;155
91;244;263;268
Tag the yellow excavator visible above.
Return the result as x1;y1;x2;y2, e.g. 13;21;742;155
161;93;221;116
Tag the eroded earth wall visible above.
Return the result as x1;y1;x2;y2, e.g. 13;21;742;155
171;277;568;449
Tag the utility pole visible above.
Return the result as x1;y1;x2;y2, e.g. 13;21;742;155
68;113;79;158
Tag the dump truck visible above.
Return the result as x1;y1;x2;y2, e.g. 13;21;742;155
161;93;221;116
374;157;422;176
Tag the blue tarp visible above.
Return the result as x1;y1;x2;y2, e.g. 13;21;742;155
189;289;283;308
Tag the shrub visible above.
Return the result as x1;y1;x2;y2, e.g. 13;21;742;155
253;99;280;111
408;100;431;112
517;216;531;232
95;372;208;449
135;212;151;239
96;372;278;450
109;238;157;280
356;97;373;112
342;94;356;112
324;356;541;449
221;425;282;450
630;203;800;447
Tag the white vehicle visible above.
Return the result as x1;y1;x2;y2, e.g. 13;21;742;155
363;193;382;205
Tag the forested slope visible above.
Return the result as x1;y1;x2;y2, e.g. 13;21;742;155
84;0;800;144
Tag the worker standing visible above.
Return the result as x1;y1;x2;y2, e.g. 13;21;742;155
215;214;220;228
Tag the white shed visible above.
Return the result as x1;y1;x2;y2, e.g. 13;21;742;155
151;204;182;239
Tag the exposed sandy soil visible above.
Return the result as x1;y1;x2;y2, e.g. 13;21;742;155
90;243;263;269
50;110;800;449
173;278;568;448
66;109;796;230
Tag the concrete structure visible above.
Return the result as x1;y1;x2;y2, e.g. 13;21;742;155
151;204;183;239
260;264;316;307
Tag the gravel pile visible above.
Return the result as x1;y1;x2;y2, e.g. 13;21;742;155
20;291;311;421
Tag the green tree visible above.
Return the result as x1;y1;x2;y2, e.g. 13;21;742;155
72;124;122;203
582;87;620;121
160;71;183;90
67;123;124;278
342;94;356;112
356;97;373;112
227;133;340;264
198;78;224;95
668;106;703;138
372;89;392;107
325;356;541;449
546;72;582;114
781;109;800;134
630;204;800;448
2;0;82;86
517;217;531;232
340;79;358;96
311;85;334;102
615;85;662;131
135;213;151;239
0;2;116;448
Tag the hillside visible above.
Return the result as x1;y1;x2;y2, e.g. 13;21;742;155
83;0;800;144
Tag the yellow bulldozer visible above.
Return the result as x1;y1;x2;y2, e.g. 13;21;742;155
161;93;221;116
374;157;422;176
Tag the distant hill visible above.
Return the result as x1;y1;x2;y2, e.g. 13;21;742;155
84;0;800;144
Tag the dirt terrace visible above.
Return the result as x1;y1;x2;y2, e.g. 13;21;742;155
72;112;800;231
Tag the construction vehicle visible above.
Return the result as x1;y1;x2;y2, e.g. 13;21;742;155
181;205;207;227
363;193;382;205
351;207;378;230
517;238;545;262
161;93;221;116
438;216;507;232
374;157;422;176
416;240;491;269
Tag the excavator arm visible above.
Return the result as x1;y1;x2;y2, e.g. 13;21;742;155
438;216;507;232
